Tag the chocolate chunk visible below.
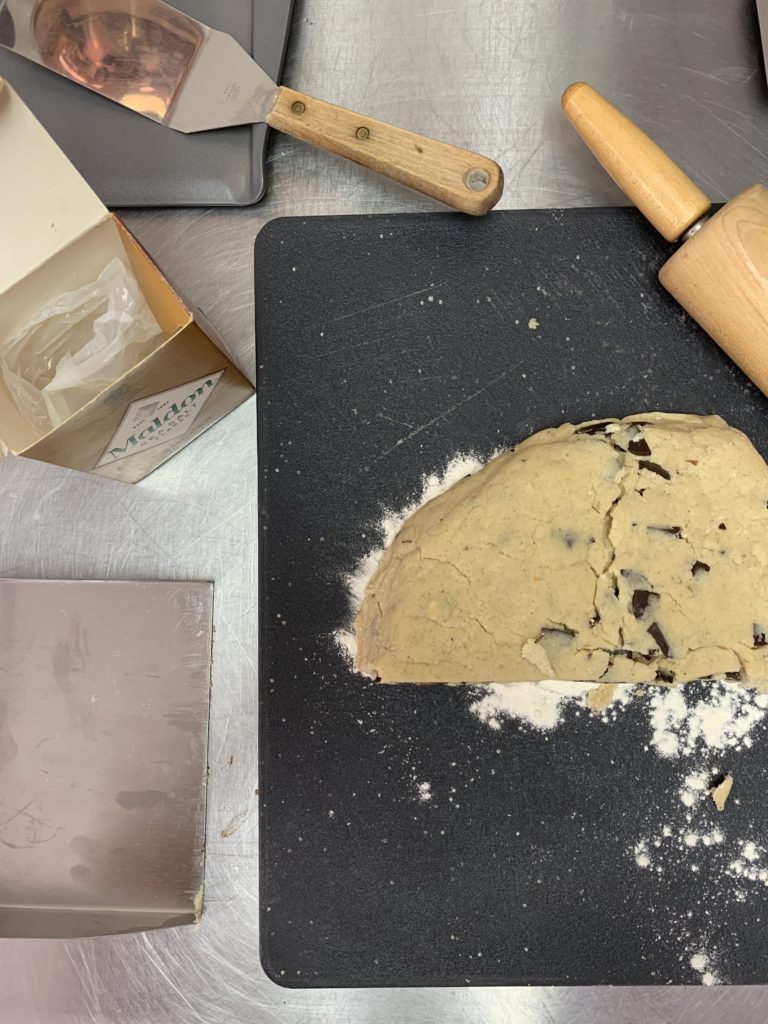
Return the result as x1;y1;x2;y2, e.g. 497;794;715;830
628;438;652;457
576;421;613;435
559;530;576;549
588;610;601;627
647;525;682;537
754;627;768;648
647;622;671;657
612;649;654;664
637;488;647;497
655;668;674;683
725;670;742;681
718;523;727;531
632;589;658;618
639;460;671;481
691;561;710;576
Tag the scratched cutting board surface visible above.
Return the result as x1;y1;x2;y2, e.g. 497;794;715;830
256;209;768;988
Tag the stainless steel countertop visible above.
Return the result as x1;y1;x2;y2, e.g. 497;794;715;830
3;0;768;1020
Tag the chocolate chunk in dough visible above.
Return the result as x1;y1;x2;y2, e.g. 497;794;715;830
639;459;671;481
632;590;658;619
628;437;652;457
647;622;671;657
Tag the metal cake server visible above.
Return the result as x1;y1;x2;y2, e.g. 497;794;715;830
0;0;503;214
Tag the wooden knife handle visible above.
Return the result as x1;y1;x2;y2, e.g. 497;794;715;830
267;86;504;216
561;82;710;242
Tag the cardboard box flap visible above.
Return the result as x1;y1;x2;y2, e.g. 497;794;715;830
0;79;254;482
0;78;110;296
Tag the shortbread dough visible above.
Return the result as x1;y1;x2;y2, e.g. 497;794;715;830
354;413;768;684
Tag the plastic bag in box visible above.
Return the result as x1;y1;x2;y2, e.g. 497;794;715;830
1;258;163;434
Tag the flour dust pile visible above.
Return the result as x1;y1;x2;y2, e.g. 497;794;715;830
335;451;487;662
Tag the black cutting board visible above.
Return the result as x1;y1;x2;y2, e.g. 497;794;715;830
256;209;768;988
0;0;293;206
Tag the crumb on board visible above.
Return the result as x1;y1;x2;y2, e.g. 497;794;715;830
710;774;733;812
586;683;618;713
528;317;540;330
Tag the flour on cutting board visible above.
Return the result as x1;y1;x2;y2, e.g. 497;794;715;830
335;451;487;657
624;687;768;986
469;680;634;732
334;449;768;985
647;684;768;757
477;677;768;987
417;780;432;803
470;680;596;731
628;748;768;986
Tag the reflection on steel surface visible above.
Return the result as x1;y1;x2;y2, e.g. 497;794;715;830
30;0;202;120
0;579;212;938
1;0;280;131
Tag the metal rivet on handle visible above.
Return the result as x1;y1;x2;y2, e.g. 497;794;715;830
464;167;490;192
356;126;370;140
291;101;306;114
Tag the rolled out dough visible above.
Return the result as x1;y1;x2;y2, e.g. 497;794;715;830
354;413;768;685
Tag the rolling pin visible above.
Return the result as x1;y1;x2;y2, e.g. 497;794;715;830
562;82;768;397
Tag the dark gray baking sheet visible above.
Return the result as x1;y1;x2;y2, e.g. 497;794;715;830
0;0;294;206
256;208;768;988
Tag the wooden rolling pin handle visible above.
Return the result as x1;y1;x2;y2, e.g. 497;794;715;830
267;86;504;216
562;82;711;242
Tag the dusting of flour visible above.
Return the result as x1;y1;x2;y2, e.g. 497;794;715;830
417;781;432;803
647;682;768;758
469;680;632;731
335;452;486;661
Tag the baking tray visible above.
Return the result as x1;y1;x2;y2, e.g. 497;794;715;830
256;208;768;987
0;0;294;206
